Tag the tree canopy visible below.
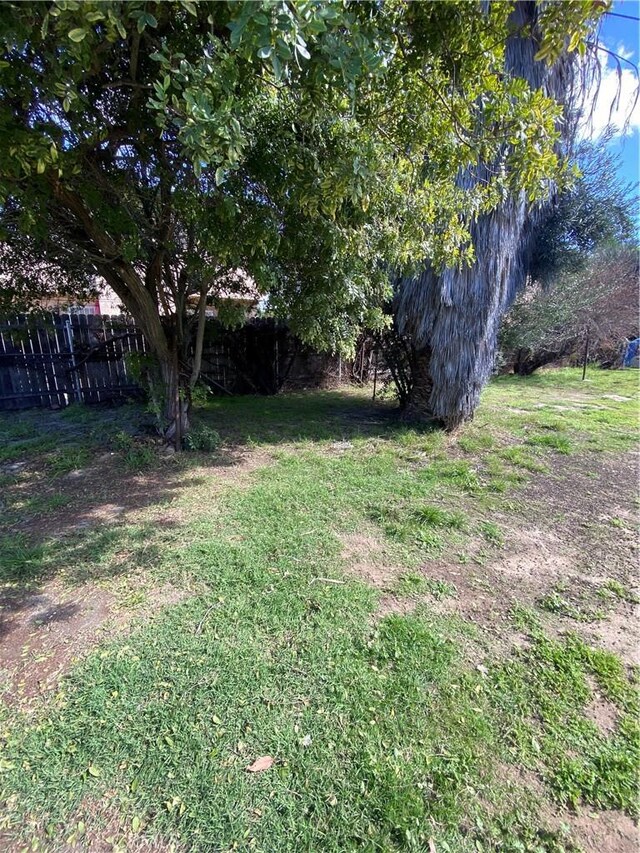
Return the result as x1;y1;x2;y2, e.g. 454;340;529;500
528;129;639;285
501;132;639;375
0;0;607;441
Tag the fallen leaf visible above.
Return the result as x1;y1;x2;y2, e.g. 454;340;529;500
476;664;489;677
87;765;101;777
246;755;274;773
428;839;437;853
300;734;312;748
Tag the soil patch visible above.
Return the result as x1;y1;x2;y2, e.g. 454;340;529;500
0;580;184;704
412;451;638;662
340;531;402;588
1;445;271;704
567;808;639;853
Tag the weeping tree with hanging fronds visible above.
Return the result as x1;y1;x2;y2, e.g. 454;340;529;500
393;1;607;428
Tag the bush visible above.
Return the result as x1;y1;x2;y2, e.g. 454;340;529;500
184;423;221;453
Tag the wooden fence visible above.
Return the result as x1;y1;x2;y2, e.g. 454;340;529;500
0;314;145;411
0;315;347;412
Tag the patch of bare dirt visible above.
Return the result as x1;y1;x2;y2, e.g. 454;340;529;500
339;531;402;588
567;808;639;853
584;693;619;737
415;527;575;628
0;580;184;704
1;795;185;852
5;444;273;543
376;593;417;617
0;444;271;703
522;452;639;577
409;451;639;663
580;605;640;665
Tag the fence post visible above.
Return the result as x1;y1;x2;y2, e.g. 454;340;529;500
64;319;83;403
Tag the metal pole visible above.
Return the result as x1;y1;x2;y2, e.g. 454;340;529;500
581;327;590;381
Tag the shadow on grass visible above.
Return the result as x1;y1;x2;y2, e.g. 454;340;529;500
198;388;437;446
0;389;440;631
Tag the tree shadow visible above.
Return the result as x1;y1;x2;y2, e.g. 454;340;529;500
0;388;439;648
199;388;435;447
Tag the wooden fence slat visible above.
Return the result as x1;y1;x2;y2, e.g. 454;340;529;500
0;314;346;412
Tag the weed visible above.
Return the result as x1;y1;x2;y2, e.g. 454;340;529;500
597;579;639;605
112;430;156;470
0;535;47;583
526;434;572;454
427;578;457;600
415;504;466;529
480;521;504;546
458;433;495;454
538;590;605;623
47;446;92;475
498;446;548;473
423;459;481;493
394;571;429;596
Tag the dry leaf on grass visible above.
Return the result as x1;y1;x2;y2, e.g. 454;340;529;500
246;755;274;773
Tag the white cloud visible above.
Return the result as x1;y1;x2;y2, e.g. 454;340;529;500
579;41;640;138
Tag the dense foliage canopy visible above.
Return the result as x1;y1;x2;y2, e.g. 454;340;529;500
0;0;607;439
529;129;638;285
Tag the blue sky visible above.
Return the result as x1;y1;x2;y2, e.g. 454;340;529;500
597;1;640;191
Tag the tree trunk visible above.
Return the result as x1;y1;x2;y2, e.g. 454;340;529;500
159;348;190;449
402;347;436;421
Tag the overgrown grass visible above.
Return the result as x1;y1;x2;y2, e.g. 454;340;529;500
0;368;637;850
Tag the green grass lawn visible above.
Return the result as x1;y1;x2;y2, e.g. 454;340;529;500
0;368;638;851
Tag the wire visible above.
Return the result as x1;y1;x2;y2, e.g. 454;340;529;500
604;11;640;22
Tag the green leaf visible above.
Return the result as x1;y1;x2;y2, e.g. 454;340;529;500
180;0;198;15
68;28;88;42
257;45;272;59
271;53;283;81
132;815;141;832
215;167;225;186
87;765;101;777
